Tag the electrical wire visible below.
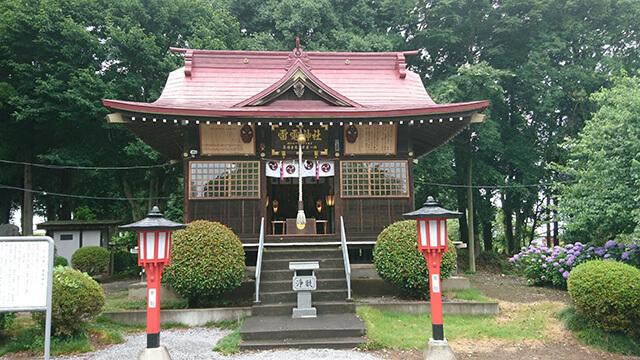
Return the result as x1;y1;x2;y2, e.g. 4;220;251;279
414;179;578;189
0;184;172;201
0;159;173;170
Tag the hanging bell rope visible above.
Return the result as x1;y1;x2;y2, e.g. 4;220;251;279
296;130;307;230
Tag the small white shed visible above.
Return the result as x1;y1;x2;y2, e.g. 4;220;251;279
37;220;121;264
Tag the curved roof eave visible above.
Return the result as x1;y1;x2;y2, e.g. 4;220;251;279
102;99;490;119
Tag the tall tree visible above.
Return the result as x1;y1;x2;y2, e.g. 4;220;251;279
554;74;640;245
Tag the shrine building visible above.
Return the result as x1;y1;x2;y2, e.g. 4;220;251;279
103;41;489;256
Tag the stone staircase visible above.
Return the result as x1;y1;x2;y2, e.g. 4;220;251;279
239;244;367;350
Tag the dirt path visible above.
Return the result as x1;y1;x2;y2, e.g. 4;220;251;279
371;272;638;360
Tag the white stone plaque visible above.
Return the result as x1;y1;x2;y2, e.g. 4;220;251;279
0;240;51;310
431;274;440;293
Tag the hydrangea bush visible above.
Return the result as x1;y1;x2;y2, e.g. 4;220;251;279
509;240;640;288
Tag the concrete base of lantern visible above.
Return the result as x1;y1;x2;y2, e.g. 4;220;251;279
424;339;456;360
137;346;172;360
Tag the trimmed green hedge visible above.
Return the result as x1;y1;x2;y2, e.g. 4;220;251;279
373;220;457;299
71;246;110;277
567;260;640;337
33;266;105;336
163;220;245;307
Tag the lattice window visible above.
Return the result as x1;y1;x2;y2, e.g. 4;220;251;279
189;161;260;199
341;161;409;197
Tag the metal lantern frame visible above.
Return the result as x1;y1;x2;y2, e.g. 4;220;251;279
403;196;461;343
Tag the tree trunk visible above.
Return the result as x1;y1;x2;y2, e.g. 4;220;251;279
502;193;515;253
546;195;552;247
482;221;493;252
0;194;11;224
122;175;143;220
60;169;72;220
22;162;33;236
467;155;475;272
552;196;559;246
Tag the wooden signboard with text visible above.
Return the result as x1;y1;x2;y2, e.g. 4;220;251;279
344;124;397;155
200;123;255;155
271;124;329;157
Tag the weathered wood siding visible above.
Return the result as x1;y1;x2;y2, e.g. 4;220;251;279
341;198;411;240
186;199;261;236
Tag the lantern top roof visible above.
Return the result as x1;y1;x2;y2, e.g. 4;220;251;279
120;206;187;231
403;196;462;220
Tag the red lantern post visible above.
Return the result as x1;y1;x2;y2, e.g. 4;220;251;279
404;197;461;359
121;207;186;359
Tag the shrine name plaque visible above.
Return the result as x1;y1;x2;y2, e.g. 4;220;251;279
344;124;397;155
200;123;255;155
271;124;329;156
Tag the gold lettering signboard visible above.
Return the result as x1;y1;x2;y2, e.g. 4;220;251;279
271;124;329;156
200;123;255;155
344;124;397;155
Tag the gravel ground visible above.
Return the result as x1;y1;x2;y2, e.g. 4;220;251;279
48;327;386;360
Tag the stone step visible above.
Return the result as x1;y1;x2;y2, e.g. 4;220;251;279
259;279;346;293
262;247;343;261
259;289;348;304
261;258;344;271
239;314;367;350
239;336;367;350
251;301;355;317
260;268;346;282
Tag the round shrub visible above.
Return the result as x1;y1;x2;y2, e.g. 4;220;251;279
163;220;245;307
53;256;68;267
373;220;457;299
71;246;110;277
567;260;640;337
33;266;105;336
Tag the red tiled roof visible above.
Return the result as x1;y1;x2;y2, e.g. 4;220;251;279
103;47;489;118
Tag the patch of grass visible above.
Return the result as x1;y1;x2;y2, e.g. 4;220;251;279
556;307;640;356
212;314;246;355
103;291;188;311
443;287;493;302
358;301;563;350
0;314;144;358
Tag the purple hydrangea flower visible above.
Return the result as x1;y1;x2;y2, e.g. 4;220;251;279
619;244;626;250
562;271;570;279
553;262;559;267
559;267;565;273
541;255;547;259
559;258;565;263
630;243;638;250
522;247;527;251
588;247;595;252
514;254;520;260
595;248;606;256
542;263;547;268
531;258;537;262
565;244;574;249
567;259;574;267
535;250;541;254
605;240;617;249
547;257;554;263
622;251;630;260
541;275;546;280
604;254;611;259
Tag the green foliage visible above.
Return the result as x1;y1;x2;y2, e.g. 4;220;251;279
33;266;105;337
554;75;640;245
373;220;457;299
53;256;68;267
567;260;640;337
0;312;14;334
163;220;245;307
112;250;138;276
557;307;640;356
73;206;96;221
71;246;110;277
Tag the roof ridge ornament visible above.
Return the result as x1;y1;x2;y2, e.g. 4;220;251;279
287;37;311;70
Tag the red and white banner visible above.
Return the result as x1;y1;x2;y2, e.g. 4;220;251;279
266;160;334;178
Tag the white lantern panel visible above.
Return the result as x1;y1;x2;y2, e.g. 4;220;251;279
139;233;145;260
440;220;446;247
146;232;156;260
429;220;438;248
157;231;167;260
418;220;428;248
